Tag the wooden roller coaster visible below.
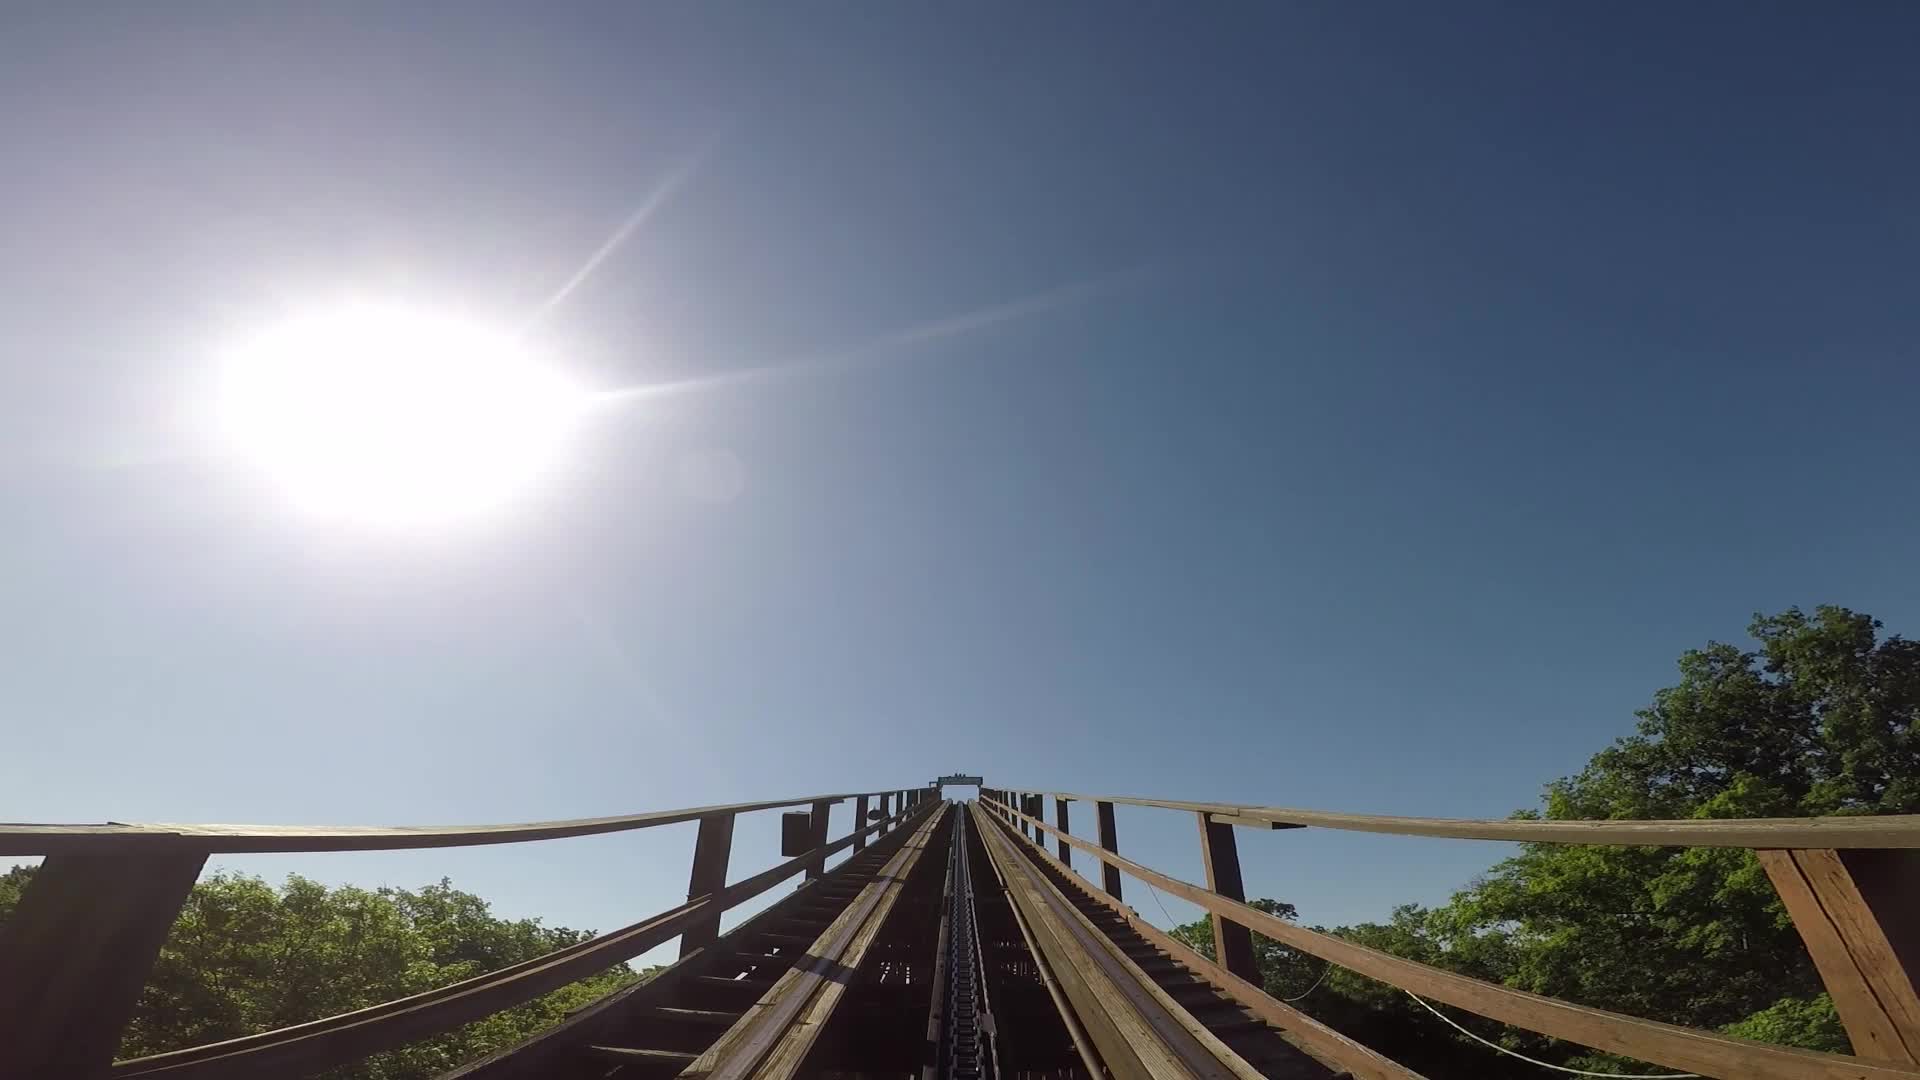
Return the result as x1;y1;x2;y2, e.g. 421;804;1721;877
2;780;1918;1079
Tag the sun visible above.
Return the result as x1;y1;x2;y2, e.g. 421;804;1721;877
215;304;590;530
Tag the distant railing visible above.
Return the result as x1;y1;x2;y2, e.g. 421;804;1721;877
982;788;1920;1080
0;787;939;1080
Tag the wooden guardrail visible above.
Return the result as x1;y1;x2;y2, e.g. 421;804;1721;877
0;786;939;1080
982;787;1920;1080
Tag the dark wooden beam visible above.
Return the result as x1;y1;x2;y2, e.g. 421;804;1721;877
1096;800;1123;899
679;812;736;959
1055;797;1072;868
804;800;832;880
851;796;869;852
0;851;206;1079
1197;812;1258;982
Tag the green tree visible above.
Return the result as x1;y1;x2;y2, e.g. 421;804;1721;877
0;869;645;1080
1433;606;1912;1067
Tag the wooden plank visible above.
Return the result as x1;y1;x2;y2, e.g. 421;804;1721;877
750;812;945;1080
977;805;1260;1080
0;792;897;856
680;813;736;960
1207;812;1307;831
981;813;1105;1076
1055;796;1072;868
0;852;206;1079
978;811;1167;1080
587;1046;696;1064
683;807;946;1080
998;801;1920;1080
1763;849;1920;1063
1096;800;1124;899
112;803;922;1080
993;809;1425;1080
1197;812;1258;984
1047;790;1920;850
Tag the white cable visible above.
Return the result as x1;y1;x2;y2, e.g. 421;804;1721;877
1279;961;1331;1002
1403;992;1699;1078
1149;884;1327;1002
1146;882;1180;928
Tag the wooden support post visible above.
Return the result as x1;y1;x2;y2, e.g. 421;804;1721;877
805;799;832;880
1762;848;1920;1063
679;812;736;958
852;795;870;852
1055;796;1072;868
0;851;207;1079
1198;812;1259;982
1096;800;1123;900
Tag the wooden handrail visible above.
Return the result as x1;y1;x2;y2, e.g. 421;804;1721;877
0;785;937;1080
991;795;1920;1080
1045;790;1920;849
109;799;934;1079
0;790;901;856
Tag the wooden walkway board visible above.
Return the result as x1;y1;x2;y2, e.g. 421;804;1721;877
679;805;948;1080
975;802;1280;1080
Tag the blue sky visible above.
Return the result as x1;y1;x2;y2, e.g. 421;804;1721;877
3;3;1917;961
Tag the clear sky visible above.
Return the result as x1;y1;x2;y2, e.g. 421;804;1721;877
4;3;1917;961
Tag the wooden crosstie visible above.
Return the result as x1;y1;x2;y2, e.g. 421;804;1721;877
0;783;1916;1080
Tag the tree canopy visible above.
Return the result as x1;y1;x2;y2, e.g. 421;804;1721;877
0;870;644;1080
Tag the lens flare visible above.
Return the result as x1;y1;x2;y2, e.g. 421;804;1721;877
216;304;588;530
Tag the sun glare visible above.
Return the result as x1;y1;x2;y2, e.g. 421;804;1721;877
216;304;589;530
